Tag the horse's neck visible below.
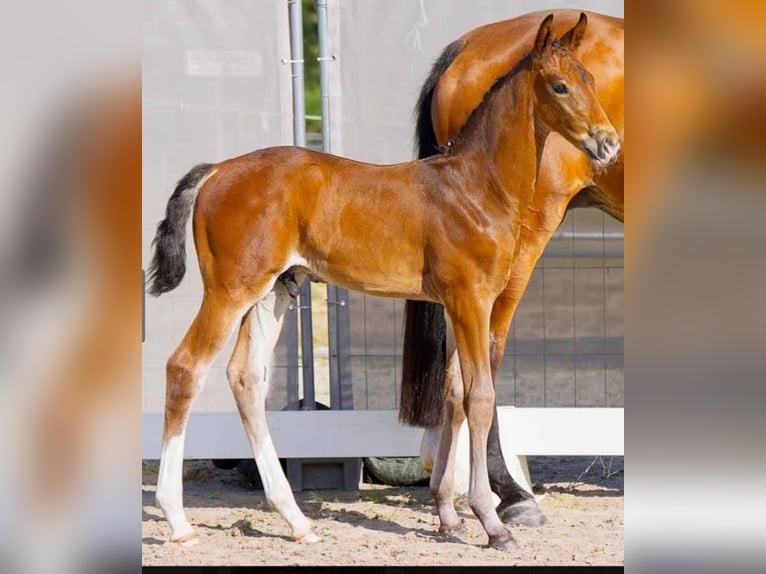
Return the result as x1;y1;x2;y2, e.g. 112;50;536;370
464;68;543;210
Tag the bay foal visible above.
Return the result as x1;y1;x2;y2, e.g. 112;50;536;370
148;14;620;551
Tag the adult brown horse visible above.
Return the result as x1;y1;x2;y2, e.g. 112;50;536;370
399;9;624;528
148;14;619;551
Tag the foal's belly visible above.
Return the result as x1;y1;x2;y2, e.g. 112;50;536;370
309;252;433;302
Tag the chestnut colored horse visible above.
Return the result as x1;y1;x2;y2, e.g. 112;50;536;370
399;9;624;528
148;14;619;550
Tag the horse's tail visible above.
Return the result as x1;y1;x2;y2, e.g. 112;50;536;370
146;163;215;296
412;39;463;158
399;40;463;427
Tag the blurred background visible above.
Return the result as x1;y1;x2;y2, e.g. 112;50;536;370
0;2;140;572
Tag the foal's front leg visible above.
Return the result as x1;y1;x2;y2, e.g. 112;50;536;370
227;285;318;543
446;298;517;551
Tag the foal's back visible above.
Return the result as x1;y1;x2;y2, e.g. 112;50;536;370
192;147;442;298
191;145;506;300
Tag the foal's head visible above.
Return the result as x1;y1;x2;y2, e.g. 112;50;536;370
531;13;621;168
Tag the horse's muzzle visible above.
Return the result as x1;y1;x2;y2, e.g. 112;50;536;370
583;130;621;167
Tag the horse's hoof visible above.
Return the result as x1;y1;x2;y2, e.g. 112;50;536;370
295;531;321;544
438;521;467;541
488;531;518;552
170;531;200;546
497;498;547;527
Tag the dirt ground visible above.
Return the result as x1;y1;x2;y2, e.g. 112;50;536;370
142;455;623;566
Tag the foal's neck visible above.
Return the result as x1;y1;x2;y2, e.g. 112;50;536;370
454;62;546;210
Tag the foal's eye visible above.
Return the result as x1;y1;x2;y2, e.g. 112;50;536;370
552;83;569;95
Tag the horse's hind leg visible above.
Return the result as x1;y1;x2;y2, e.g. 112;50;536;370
227;282;318;543
156;293;248;545
487;293;546;527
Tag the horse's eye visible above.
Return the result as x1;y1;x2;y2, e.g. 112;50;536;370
552;83;568;95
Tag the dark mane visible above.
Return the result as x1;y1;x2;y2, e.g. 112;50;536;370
442;53;533;154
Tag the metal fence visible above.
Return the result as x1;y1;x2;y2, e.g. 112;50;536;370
343;210;623;410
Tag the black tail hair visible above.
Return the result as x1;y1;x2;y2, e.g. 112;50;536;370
412;39;463;158
146;163;214;296
399;40;463;427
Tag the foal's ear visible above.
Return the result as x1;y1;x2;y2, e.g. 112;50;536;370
533;14;555;64
561;12;588;51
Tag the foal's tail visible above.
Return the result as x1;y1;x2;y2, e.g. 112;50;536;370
146;163;215;296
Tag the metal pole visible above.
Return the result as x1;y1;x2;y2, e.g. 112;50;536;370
317;0;353;410
286;0;315;410
288;0;306;147
317;0;332;153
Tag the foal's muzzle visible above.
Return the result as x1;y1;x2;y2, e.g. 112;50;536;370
583;129;621;167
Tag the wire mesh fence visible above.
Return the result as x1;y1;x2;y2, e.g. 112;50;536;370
344;208;623;410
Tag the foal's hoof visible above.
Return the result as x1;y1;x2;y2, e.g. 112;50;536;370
170;532;200;547
488;531;518;552
497;498;547;527
294;531;321;544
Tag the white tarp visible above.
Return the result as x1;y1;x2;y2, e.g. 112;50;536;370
142;0;293;413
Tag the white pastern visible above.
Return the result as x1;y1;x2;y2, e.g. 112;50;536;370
156;435;196;542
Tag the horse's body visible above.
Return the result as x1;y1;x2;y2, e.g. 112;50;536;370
400;9;624;527
148;15;619;550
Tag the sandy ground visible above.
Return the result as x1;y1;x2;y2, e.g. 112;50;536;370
142;456;623;566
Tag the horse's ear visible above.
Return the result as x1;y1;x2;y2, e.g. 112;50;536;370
561;12;588;51
533;14;555;65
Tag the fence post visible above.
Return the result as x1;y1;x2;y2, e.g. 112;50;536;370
286;0;315;409
318;0;353;411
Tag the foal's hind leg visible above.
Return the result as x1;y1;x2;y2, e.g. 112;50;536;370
156;294;248;545
429;318;466;537
227;282;319;543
